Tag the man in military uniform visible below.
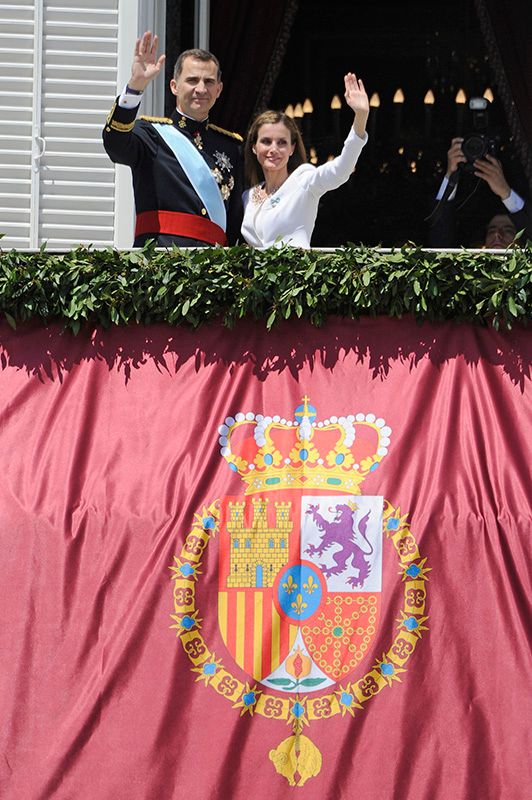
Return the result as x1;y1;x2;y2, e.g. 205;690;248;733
103;31;243;247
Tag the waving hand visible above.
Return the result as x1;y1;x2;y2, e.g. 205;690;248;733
344;73;369;138
128;31;166;92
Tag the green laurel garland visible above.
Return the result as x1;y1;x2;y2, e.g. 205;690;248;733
0;242;530;333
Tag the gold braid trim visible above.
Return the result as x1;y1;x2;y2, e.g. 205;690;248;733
105;102;136;133
105;101;117;126
108;119;135;132
208;123;243;141
140;115;174;124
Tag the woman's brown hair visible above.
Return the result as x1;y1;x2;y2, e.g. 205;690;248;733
244;110;307;187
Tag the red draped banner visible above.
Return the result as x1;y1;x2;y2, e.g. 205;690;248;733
0;317;530;799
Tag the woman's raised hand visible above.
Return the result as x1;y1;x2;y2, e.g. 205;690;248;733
344;73;369;115
344;73;369;137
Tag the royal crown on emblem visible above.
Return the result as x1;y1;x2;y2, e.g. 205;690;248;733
218;397;391;494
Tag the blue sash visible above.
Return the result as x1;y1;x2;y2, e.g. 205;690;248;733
152;123;227;231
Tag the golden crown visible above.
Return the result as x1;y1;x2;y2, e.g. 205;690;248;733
218;397;391;494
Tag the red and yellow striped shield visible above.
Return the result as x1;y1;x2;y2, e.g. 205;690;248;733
218;491;382;687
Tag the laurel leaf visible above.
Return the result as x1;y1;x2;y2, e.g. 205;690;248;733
0;242;528;332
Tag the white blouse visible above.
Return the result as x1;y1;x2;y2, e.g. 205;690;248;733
241;128;367;248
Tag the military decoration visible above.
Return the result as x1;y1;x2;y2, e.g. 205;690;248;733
214;150;233;173
211;167;234;201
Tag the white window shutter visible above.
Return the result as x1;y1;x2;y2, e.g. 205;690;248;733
0;0;37;248
38;0;120;248
0;0;164;251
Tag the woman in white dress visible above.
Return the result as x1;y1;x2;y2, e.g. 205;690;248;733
241;73;369;248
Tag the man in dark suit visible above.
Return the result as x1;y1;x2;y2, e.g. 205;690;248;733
429;137;531;248
103;31;243;247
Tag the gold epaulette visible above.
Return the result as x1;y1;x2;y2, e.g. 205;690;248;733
140;115;174;124
208;123;243;141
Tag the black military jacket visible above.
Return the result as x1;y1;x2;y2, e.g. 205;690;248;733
103;99;244;246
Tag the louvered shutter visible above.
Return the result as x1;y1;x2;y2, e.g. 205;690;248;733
38;0;119;248
0;0;166;250
0;0;36;248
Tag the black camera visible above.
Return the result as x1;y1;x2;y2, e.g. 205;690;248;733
461;97;499;171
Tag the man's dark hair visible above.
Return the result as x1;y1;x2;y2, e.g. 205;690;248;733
173;49;221;81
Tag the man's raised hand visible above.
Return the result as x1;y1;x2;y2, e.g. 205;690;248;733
128;31;166;92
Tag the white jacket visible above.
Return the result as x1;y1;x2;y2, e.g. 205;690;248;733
241;128;367;249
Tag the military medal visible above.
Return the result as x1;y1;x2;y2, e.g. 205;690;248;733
214;150;233;173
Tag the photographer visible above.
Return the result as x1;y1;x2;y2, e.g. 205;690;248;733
428;137;532;248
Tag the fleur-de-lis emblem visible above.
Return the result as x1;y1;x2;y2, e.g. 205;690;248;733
303;575;318;594
283;574;298;594
291;593;308;615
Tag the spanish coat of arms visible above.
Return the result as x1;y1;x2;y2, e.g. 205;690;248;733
170;398;430;787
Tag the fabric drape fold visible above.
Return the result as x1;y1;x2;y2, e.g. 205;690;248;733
210;1;299;134
475;0;532;191
0;317;529;799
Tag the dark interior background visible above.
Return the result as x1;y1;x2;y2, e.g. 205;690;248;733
165;0;531;247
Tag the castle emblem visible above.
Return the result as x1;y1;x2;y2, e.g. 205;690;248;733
225;498;293;589
170;398;430;787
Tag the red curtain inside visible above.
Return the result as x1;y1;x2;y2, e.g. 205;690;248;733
475;0;532;186
0;317;530;799
209;1;298;135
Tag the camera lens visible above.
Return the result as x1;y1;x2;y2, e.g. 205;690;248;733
462;135;487;162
